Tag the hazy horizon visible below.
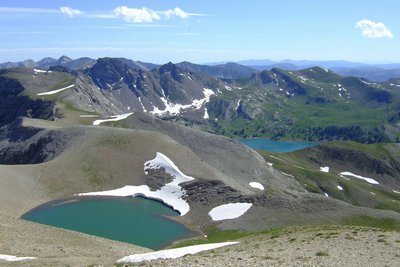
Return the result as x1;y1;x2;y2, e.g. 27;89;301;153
0;0;399;64
3;55;400;66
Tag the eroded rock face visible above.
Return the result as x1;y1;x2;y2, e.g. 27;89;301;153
0;127;81;165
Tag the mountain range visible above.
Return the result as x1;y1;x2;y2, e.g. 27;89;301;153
3;56;400;82
1;55;400;265
2;56;400;143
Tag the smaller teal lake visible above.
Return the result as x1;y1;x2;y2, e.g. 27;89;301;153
240;138;317;152
22;196;195;250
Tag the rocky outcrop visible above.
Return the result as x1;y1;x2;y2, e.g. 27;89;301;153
0;76;54;127
0;129;69;164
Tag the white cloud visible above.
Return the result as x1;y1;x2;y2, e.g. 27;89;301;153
356;19;393;39
113;6;161;23
112;6;205;23
163;7;189;19
172;7;189;19
60;6;83;18
0;5;206;22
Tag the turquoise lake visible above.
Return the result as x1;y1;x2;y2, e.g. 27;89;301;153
22;196;195;250
240;138;317;152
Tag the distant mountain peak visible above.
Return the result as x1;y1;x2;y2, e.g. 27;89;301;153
57;55;72;64
37;57;57;65
159;62;180;74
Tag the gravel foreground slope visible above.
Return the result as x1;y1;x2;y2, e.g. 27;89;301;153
137;226;400;267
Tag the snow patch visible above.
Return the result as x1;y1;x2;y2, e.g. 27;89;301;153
92;112;133;126
337;185;343;191
151;88;214;116
324;192;329;198
281;171;294;178
138;97;147;112
117;242;238;264
235;99;241;111
34;68;52;74
209;203;252;221
0;254;36;262
361;80;373;85
319;166;330;173
267;155;287;163
298;76;309;82
78;152;194;215
37;84;74;96
249;182;264;191
203;108;209;119
370;192;376;195
393;190;400;194
267;162;273;167
79;115;99;118
340;172;379;185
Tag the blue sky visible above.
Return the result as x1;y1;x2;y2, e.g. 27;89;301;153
0;0;399;63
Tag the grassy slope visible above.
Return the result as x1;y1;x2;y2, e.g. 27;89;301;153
256;141;400;213
207;68;400;140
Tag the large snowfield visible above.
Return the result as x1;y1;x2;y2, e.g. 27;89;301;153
78;152;194;215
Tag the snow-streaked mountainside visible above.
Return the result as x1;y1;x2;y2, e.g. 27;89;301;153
2;57;400;143
83;58;227;119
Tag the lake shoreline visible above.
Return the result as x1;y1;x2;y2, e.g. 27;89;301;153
21;195;197;250
239;138;318;152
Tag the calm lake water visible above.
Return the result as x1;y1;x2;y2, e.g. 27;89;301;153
240;138;317;152
22;196;195;250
